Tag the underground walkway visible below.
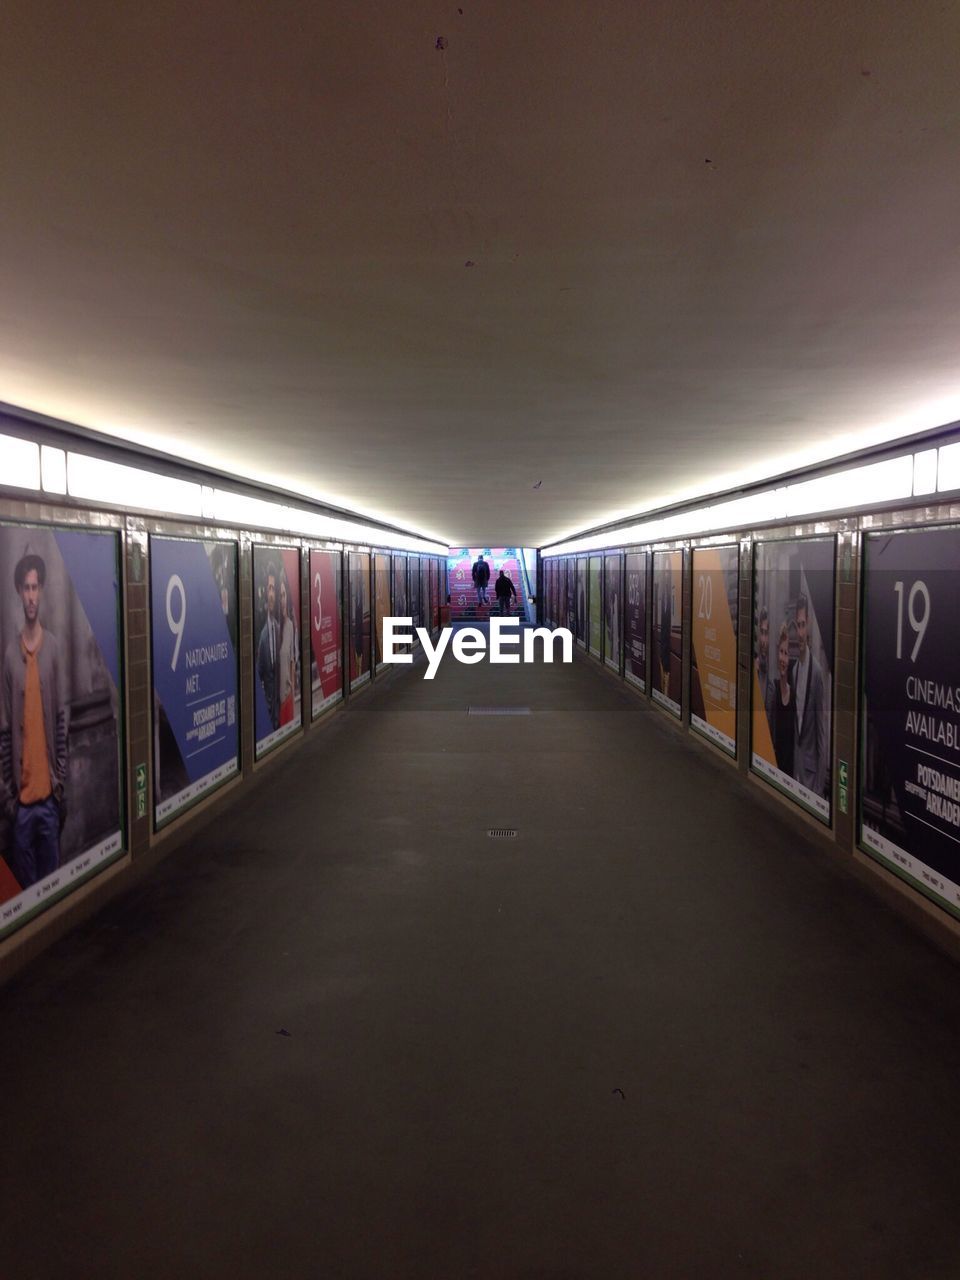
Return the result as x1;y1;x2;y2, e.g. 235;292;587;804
3;647;960;1279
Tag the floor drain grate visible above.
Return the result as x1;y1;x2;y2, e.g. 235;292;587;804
487;828;518;839
468;706;531;716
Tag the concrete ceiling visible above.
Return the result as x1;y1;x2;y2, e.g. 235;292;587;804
2;1;960;547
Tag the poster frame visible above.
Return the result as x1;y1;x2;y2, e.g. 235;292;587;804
309;546;344;717
857;520;960;920
407;554;418;634
749;532;837;824
604;551;623;674
252;542;303;761
587;555;603;660
429;556;440;636
623;548;649;693
575;557;587;648
348;549;372;692
0;520;127;941
689;542;739;759
651;547;684;719
372;550;390;675
565;556;575;638
149;532;241;829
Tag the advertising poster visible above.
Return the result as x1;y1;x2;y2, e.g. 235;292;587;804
751;536;835;820
860;526;960;916
588;556;602;658
429;557;440;634
409;556;421;630
690;545;739;756
373;553;391;669
624;551;648;690
253;545;301;759
575;558;587;647
604;554;622;672
349;551;371;689
151;536;239;824
651;550;683;717
393;555;408;619
0;524;123;939
447;550;473;612
565;558;576;633
309;549;342;716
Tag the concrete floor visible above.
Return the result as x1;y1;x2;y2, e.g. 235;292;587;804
3;649;960;1279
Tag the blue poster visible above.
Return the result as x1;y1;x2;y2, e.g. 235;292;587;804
151;537;239;823
0;524;123;938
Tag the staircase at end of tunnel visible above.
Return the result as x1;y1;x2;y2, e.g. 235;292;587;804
447;549;530;622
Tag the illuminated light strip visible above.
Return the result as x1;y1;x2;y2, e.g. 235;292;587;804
0;433;41;489
913;449;938;497
938;440;960;493
0;439;445;553
542;447;956;556
68;452;203;516
202;487;445;553
40;445;67;494
782;455;912;519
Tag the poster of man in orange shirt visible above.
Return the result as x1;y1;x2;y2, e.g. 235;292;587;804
0;525;123;939
3;551;66;887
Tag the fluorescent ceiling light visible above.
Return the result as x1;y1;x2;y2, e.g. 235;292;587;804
67;453;203;516
204;488;445;554
705;489;788;531
912;450;938;497
0;434;40;490
938;441;960;493
40;445;67;494
544;453;921;556
3;413;446;551
206;488;288;531
783;456;912;519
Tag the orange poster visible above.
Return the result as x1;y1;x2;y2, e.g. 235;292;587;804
690;546;739;755
374;553;391;667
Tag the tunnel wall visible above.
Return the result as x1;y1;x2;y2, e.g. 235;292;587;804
0;413;446;976
541;436;960;950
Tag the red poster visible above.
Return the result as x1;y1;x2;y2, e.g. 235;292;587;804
309;550;342;716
